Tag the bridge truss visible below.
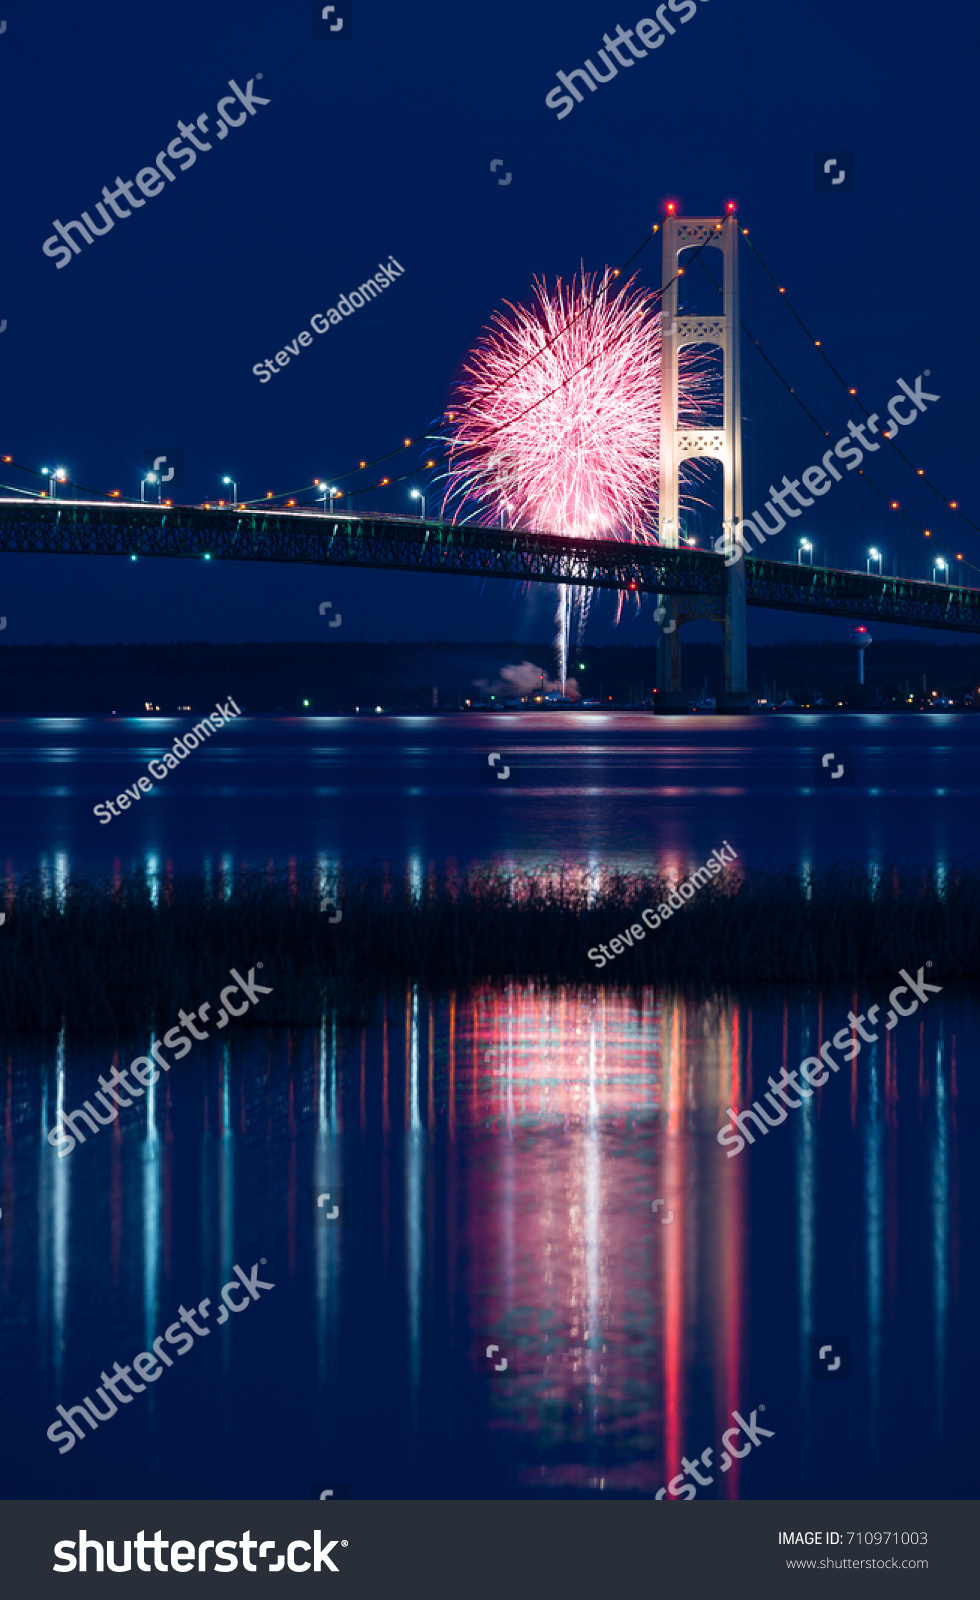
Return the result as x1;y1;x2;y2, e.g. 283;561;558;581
2;499;978;633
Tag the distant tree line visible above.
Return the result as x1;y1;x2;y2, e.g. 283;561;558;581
1;638;979;712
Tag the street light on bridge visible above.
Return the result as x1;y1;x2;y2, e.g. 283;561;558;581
933;556;948;584
314;481;341;512
141;471;157;503
222;475;238;506
410;487;425;518
797;538;812;565
867;546;882;575
41;467;66;499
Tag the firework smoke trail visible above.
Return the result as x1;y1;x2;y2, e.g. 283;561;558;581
436;269;717;692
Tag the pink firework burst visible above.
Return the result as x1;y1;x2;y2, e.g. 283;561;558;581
438;268;716;541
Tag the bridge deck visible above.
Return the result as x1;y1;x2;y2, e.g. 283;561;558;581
2;499;977;633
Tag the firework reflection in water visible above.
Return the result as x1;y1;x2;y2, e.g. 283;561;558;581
438;269;718;690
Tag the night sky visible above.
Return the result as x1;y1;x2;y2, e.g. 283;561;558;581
1;0;974;650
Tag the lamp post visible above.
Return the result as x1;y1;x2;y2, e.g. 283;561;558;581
933;557;948;584
798;538;812;565
222;476;238;506
410;487;425;518
41;467;66;499
141;471;157;503
867;546;882;575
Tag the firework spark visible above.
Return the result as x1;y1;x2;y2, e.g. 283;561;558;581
437;269;718;689
438;268;715;539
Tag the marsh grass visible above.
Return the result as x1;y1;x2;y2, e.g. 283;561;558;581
1;859;977;1032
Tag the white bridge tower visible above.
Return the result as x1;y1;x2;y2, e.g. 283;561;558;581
656;211;749;712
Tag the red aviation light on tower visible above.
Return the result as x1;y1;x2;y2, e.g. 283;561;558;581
727;200;737;212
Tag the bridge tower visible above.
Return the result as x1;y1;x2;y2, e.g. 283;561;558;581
656;211;749;713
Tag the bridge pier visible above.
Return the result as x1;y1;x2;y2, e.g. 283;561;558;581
655;595;685;711
717;549;749;713
655;584;749;713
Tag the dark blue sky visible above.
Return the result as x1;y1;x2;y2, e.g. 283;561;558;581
1;0;975;649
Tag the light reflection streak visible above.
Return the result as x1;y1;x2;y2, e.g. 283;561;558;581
12;979;964;1497
406;986;423;1421
718;1002;745;1498
317;853;340;915
217;1039;234;1375
54;852;69;912
145;854;160;908
932;1027;947;1445
797;1000;815;1453
315;1011;341;1388
865;1051;883;1467
41;1028;69;1381
142;1035;163;1365
663;998;683;1489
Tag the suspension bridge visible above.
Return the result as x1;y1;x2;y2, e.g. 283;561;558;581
2;497;976;636
3;212;975;707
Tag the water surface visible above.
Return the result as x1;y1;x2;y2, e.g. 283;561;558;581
2;980;973;1500
3;711;978;879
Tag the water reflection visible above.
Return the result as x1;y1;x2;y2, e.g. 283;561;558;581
2;980;968;1499
7;714;980;879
